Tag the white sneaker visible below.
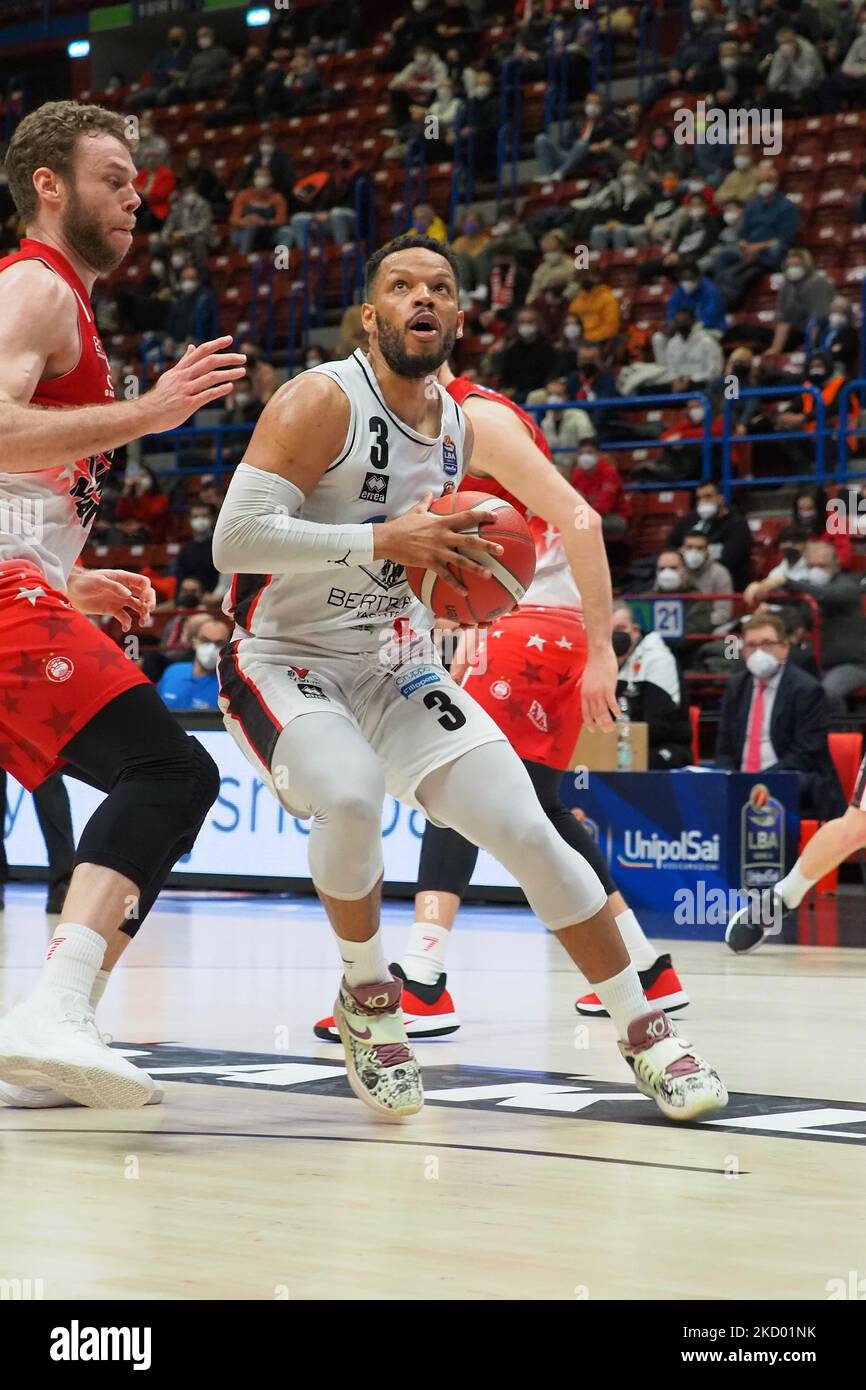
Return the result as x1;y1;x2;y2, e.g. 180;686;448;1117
619;1009;728;1122
0;1080;164;1108
0;991;156;1109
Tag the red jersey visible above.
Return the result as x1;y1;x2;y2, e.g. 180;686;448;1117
0;237;116;590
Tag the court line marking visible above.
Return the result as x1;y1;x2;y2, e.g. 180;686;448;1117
0;1128;744;1174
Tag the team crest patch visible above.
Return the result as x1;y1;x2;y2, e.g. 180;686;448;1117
360;472;389;503
528;699;548;731
490;679;511;700
442;435;458;476
45;656;74;683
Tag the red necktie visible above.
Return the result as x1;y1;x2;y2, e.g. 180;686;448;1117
744;680;766;773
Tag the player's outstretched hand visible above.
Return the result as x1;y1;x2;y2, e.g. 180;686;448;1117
373;493;505;595
581;647;620;733
143;337;247;432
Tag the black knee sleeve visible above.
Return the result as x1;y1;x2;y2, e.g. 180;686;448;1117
523;759;618;898
417;821;480;899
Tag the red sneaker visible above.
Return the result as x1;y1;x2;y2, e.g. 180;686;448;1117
314;963;460;1041
576;954;689;1017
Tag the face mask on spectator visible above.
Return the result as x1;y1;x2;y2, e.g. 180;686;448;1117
517;323;537;340
696;500;717;520
680;278;698;294
757;180;776;197
544;250;560;262
234;392;252;409
198;34;213;49
260;144;274;159
809;365;826;381
796;508;817;526
746;648;780;680
137;475;153;493
182;277;199;294
687;179;704;193
171;251;187;269
720;56;738;71
463;218;480;234
585;103;601;117
652;136;667;150
682;547;706;571
807;566;830;587
690;8;709;22
476;84;493;99
576;451;597;471
687;204;705;220
437;86;453;101
621;173;637;188
190;515;212;536
305;356;324;369
151;260;165;276
785;263;805;281
195;642;220;671
688;405;704;422
563;322;581;340
412;0;428;10
780;42;797;59
177;587;200;608
611;629;633;658
733;155;752;171
656;568;681;591
253;176;270;191
723;209;740;225
829;312;847;328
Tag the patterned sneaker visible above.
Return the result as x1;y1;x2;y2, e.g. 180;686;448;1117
619;1010;728;1122
333;977;424;1121
314;963;460;1041
576;954;689;1017
725;888;789;954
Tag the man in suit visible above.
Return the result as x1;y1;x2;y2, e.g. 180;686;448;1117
714;612;846;821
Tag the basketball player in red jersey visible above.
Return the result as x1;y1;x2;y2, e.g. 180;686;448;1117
314;364;690;1041
0;101;245;1109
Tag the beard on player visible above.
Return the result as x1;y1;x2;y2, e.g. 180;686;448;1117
374;310;457;380
62;181;132;275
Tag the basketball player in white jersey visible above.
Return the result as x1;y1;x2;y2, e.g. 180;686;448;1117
213;234;727;1123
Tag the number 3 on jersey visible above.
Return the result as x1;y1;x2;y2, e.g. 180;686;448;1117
424;689;467;731
369;416;389;469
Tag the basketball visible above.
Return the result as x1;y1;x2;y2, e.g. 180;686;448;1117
404;491;537;625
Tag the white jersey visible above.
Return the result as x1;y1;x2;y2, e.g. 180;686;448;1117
223;350;468;652
522;516;583;611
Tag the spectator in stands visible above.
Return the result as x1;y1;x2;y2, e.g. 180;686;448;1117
434;0;474;48
407;202;449;244
113;465;169;544
650;550;715;643
389;41;448;124
714;613;846;818
450;208;490;295
657;396;726;482
385;0;439;72
588;161;653;249
567;266;621;348
825;23;866;108
532;90;621;184
279;147;361;249
133;117;169;169
565;348;618;433
620;308;723;394
206;44;267;128
668;479;753;590
702;199;744;274
258;46;323;117
157;617;231;712
792;485;852;570
525;230;578;303
229;167;288;254
640;126;689;189
772;602;819;678
570;438;630;541
133;147;175;233
811;295;860;373
745;524;811;603
423;76;463;158
165;266;219;358
235;129;294;200
713;162;799;308
820;0;860;66
764;26;825;111
766;248;835;357
528;378;595;475
708;38;759;102
546;313;585;377
237;339;279;406
478;204;536;284
159;25;232;103
612;604;694;767
495;308;558;402
160;183;215;272
629;172;686;251
680;529;734;629
715;148;758;206
748;540;866;712
640;195;723;281
667;261;727;334
639;0;724;109
774;350;861;474
130;25;192;110
462;67;499;164
174;502;222;601
115;253;172;334
182;150;227;218
141;608;208;686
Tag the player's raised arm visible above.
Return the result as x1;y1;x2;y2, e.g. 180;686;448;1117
212;372;504;583
464;392;620;727
0;262;246;473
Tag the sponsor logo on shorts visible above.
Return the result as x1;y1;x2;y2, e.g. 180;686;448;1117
490;679;511;700
528;699;548;731
45;656;74;683
442;435;458;476
359;472;389;504
396;668;441;698
297;682;328;701
288;667;310;679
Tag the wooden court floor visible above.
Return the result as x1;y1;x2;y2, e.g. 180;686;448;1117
1;886;864;1301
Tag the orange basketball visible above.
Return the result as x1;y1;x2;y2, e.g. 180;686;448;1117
405;490;536;625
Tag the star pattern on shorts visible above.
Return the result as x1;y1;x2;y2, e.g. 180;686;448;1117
81;639;128;673
555;671;572;687
16;585;47;607
555;635;574;650
490;629;505;638
32;611;75;643
525;634;546;650
502;694;527;721
41;703;78;741
0;689;22;716
10;650;45;680
520;660;545;684
0;739;18;767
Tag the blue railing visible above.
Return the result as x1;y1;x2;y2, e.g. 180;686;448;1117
495;58;523;209
637;3;660;103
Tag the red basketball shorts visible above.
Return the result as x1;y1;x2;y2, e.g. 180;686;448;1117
0;559;150;791
462;604;587;770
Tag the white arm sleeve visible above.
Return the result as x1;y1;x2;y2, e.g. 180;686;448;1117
212;462;375;574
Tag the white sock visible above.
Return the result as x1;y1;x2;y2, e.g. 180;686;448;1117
402;921;451;985
90;970;111;1009
592;963;649;1041
337;929;392;989
775;863;815;909
33;924;105;1005
614;909;657;971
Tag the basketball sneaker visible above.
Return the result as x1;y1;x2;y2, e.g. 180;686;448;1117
314;962;460;1041
576;954;689;1017
0;1080;164;1108
333;976;423;1121
725;888;789;954
619;1010;727;1122
0;991;156;1109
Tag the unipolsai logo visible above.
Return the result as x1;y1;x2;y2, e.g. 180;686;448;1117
618;829;720;871
741;783;784;888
